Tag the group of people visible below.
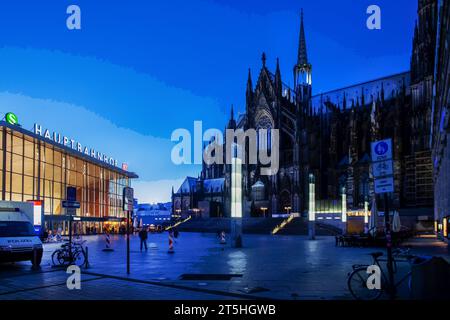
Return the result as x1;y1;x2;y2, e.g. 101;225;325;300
42;229;62;243
138;227;179;251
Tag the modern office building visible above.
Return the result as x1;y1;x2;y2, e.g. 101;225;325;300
0;119;138;235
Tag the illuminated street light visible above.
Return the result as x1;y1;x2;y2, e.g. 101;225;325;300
260;207;268;218
308;173;316;240
341;186;347;234
364;197;369;224
231;155;243;247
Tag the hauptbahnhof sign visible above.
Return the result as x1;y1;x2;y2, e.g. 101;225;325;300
34;123;119;167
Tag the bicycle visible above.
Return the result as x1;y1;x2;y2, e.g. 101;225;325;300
347;248;418;300
51;240;87;267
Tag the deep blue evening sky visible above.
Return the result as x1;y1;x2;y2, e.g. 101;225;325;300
0;0;417;202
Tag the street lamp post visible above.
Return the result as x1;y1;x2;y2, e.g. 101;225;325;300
341;186;347;234
308;173;316;240
364;197;369;233
260;207;268;218
231;156;243;248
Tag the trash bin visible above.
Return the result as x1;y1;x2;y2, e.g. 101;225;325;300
410;256;450;299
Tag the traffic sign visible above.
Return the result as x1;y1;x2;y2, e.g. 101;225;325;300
372;160;394;178
371;139;392;162
374;177;394;194
67;186;77;201
62;200;81;209
123;187;134;211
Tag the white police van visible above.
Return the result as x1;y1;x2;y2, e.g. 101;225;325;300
0;206;43;267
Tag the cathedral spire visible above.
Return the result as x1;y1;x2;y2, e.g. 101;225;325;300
247;68;253;92
275;58;282;96
293;9;312;90
227;105;236;129
297;9;308;66
246;68;253;113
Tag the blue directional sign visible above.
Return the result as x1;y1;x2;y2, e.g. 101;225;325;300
123;187;134;211
67;186;77;201
371;138;394;194
62;200;81;209
372;159;394;178
374;177;394;194
371;139;392;162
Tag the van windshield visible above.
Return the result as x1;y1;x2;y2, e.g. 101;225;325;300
0;221;36;237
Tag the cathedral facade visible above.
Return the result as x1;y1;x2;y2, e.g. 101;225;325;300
173;2;436;218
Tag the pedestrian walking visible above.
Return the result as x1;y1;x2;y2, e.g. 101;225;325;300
139;227;148;251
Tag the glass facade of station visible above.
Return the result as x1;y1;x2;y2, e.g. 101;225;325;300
0;124;138;235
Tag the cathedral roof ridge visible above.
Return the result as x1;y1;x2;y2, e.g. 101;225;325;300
312;71;410;98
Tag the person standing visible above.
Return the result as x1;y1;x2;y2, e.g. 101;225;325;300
139;227;148;251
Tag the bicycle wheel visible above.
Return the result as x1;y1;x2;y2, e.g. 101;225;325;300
72;250;86;267
348;267;384;300
51;250;65;266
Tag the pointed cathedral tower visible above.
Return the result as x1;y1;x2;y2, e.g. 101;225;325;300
293;9;312;114
294;10;312;90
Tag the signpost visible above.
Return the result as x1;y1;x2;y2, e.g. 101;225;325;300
123;186;134;274
63;186;79;263
371;139;395;299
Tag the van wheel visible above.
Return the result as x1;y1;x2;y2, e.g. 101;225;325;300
31;254;42;267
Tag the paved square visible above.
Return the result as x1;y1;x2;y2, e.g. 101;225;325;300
0;233;448;300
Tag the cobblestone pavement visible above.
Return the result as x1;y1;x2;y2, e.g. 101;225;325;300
0;232;448;300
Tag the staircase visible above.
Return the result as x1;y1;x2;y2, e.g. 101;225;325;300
177;217;283;234
177;217;341;236
274;218;341;236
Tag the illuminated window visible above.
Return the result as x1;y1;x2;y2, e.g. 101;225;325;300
24;176;33;195
444;218;448;238
11;173;22;194
12;153;23;174
24;157;33;176
12;134;23;155
24;137;34;158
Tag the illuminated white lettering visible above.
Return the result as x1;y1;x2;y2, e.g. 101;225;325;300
53;132;61;143
44;129;52;140
34;124;42;136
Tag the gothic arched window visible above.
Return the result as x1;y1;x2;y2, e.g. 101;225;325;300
256;113;274;153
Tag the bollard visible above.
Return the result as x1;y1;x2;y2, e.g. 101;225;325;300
168;233;175;254
31;248;39;270
102;232;114;252
84;246;90;269
220;231;226;245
